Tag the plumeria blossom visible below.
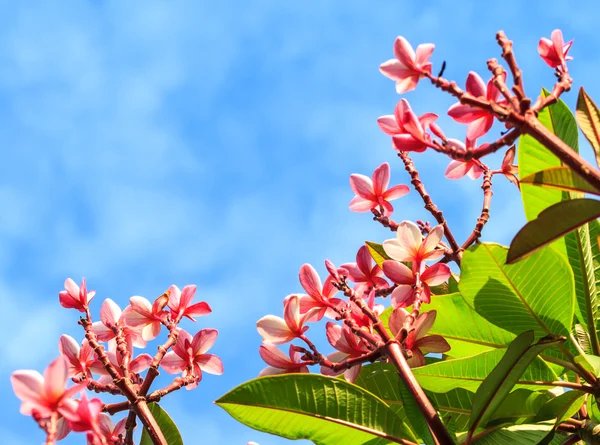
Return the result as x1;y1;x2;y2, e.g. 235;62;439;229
293;264;344;321
499;145;519;188
389;309;450;367
321;322;372;382
88;414;127;445
92;299;146;349
167;284;212;322
59;278;95;312
89;342;152;385
161;328;224;390
379;36;434;94
257;295;319;344
448;71;506;140
349;162;409;216
382;260;451;308
538;29;573;70
444;139;485;180
378;99;438;152
350;290;385;330
67;393;102;433
383;220;445;272
58;335;95;381
11;357;83;419
258;344;309;376
342;246;389;295
121;295;169;341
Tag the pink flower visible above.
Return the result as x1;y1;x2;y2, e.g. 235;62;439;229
382;260;451;308
258;344;309;376
88;414;127;445
161;328;224;389
349;162;409;216
341;246;389;295
444;139;484;180
448;71;506;140
378;99;438;152
500;146;519;188
89;342;152;384
59;278;95;312
379;36;434;94
58;335;95;381
68;393;102;433
256;295;318;344
389;309;450;367
92;299;146;349
11;357;83;419
349;290;385;330
121;296;168;341
383;221;445;272
167;285;212;322
294;264;344;321
538;29;573;69
321;322;371;382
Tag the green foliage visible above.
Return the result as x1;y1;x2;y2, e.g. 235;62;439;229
576;87;600;169
520;166;600;195
366;241;391;268
139;403;184;445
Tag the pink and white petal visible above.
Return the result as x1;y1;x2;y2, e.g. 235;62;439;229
422;263;452;286
100;299;122;328
321;351;349;376
413;311;437;339
299;264;324;300
121;306;149;328
393;36;417;71
398;101;425;141
259;344;292;368
43;357;68;403
256;315;294;344
325;322;343;348
379;59;411;81
382;239;412;262
96;413;115;438
349;196;375;212
91;321;114;342
388;308;410;336
195;354;224;375
382;260;414;284
160;352;187;374
391;285;415;308
64;278;80;298
356;246;374;277
284;295;303;331
349;174;375;200
383;184;410;201
172;329;193;358
466;115;493;141
421;225;444;256
141;321;161;341
407;349;426;367
179;285;197;310
377;114;400;135
447;103;486;124
372;162;391;196
167;285;182;311
465;71;486;97
416;335;451;354
391;133;427;152
58;335;80;364
467;163;484;180
259;366;287;377
395;76;420;95
343;364;362;383
10;370;45;406
128;296;152;317
415;43;434;67
340;262;365;282
551;29;565;55
56;416;71;441
445;160;470;180
418;112;438;129
130;354;152;373
192;328;218;355
185;301;212;319
113;417;128;436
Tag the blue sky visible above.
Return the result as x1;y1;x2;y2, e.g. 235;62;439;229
1;1;599;444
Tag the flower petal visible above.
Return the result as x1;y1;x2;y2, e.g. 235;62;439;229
192;328;218;355
421;263;451;286
390;285;415;308
256;315;294;344
372;162;390;196
195;354;224;375
388;308;409;336
377;115;400;135
349;174;375;200
161;351;187;374
417;335;451;354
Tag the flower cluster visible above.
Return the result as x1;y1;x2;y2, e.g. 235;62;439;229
12;279;223;444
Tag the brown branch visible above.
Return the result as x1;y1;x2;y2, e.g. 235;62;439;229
43;412;58;445
124;410;136;445
397;151;461;266
487;59;519;112
138;319;180;397
495;31;527;106
461;170;493;250
371;208;399;231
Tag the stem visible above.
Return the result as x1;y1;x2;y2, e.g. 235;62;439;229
124;410;136;445
43;412;58;445
139;321;180;397
461;170;493;250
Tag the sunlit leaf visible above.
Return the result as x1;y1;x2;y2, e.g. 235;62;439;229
366;241;391;268
139;403;184;445
520;166;600;195
577;87;600;169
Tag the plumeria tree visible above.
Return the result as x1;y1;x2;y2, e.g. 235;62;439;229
11;280;223;444
216;30;600;445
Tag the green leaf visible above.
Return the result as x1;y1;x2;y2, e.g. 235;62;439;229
534;390;585;423
458;423;557;445
397;381;436;445
139;403;184;445
355;363;550;433
411;348;559;393
575;354;600;377
520;166;600;195
507;198;600;263
587;396;600;423
577;87;600;169
467;331;563;434
459;243;575;339
366;241;391;268
215;374;417;445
